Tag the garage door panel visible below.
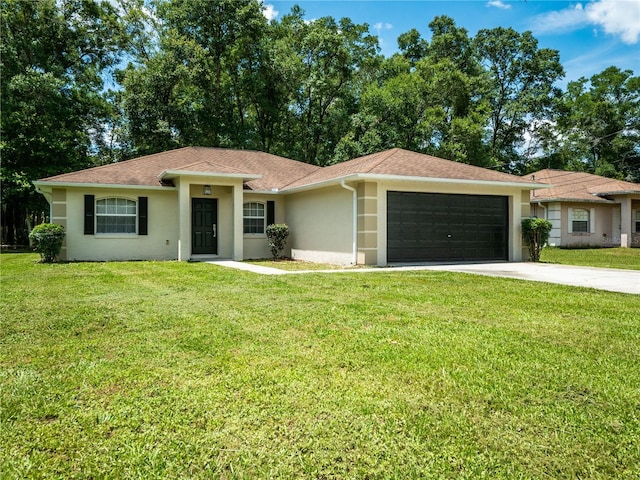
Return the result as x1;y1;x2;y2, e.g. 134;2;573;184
387;191;509;262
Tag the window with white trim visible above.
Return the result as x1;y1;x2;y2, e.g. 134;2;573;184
571;208;589;233
634;210;640;233
96;198;137;234
243;202;265;234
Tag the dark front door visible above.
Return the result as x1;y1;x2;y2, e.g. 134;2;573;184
387;191;509;262
192;198;218;255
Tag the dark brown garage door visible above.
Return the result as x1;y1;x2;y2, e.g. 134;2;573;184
387;191;509;262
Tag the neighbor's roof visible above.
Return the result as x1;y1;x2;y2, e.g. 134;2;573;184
282;148;540;190
525;169;640;203
36;146;542;191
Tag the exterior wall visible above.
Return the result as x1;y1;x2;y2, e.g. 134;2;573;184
633;199;640;247
357;182;378;265
242;193;287;260
374;180;530;266
64;187;179;261
560;203;615;248
285;185;354;265
51;188;68;261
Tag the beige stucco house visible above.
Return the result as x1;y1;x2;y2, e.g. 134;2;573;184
34;147;543;265
525;169;640;248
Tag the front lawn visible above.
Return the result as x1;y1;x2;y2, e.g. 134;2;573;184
541;247;640;270
1;253;639;478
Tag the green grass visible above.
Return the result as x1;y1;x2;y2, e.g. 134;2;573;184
1;253;639;479
541;247;640;270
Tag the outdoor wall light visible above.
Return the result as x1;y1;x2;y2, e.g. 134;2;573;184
203;185;212;195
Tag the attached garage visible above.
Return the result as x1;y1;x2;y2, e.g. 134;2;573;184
387;191;509;262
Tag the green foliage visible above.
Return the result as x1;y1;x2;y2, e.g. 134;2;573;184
266;223;290;259
522;217;553;261
1;0;127;243
28;223;65;263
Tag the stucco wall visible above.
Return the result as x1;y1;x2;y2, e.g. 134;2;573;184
559;203;616;248
242;194;287;260
285;185;354;265
64;187;179;261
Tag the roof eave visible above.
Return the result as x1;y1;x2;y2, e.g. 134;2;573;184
531;196;615;204
282;173;546;193
33;180;175;191
159;169;261;181
593;190;640;196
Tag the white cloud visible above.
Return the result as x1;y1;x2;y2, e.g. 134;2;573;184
261;3;279;22
531;1;640;44
373;22;393;31
585;0;640;44
487;1;512;10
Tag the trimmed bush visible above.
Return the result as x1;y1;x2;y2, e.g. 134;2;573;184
266;224;289;259
522;217;552;262
29;223;65;263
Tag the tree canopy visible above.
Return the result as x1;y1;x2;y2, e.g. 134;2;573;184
2;0;638;244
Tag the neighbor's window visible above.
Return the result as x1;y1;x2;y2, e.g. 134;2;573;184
243;202;265;234
571;208;589;233
96;198;137;234
635;210;640;233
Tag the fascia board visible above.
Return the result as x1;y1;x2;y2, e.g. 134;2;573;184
159;170;261;181
281;173;546;194
32;181;176;191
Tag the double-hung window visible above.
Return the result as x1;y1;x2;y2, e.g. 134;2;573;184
96;198;137;234
571;208;589;233
243;202;265;234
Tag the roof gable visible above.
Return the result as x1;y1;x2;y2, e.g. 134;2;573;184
524;169;640;203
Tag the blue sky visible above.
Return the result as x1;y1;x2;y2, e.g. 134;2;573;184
263;0;640;86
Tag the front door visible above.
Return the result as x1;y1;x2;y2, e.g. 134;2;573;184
192;198;218;255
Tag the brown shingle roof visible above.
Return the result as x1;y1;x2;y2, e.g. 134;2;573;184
38;147;540;191
524;169;640;203
282;148;540;189
39;147;321;190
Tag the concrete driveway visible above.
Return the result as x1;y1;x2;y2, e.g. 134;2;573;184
414;262;640;295
208;260;639;294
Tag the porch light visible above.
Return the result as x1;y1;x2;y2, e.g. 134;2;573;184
203;185;211;195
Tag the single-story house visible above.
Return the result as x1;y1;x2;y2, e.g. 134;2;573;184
34;147;543;265
525;169;640;248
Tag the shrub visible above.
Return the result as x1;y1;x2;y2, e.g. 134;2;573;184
522;217;552;262
266;224;289;259
29;223;65;263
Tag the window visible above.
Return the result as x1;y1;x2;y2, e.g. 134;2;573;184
243;202;265;234
635;210;640;233
571;208;589;233
96;198;137;234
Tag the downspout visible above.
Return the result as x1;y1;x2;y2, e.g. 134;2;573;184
340;180;357;265
536;202;547;220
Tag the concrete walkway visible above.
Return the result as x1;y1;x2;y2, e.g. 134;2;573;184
205;260;640;295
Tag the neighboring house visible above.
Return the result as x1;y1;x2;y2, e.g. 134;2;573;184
524;169;640;248
34;147;542;265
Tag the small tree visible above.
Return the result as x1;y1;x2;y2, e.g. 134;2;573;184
521;217;552;262
29;223;65;263
266;224;289;260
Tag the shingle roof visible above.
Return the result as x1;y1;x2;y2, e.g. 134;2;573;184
524;169;640;203
38;146;540;191
282;148;540;189
39;147;321;191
